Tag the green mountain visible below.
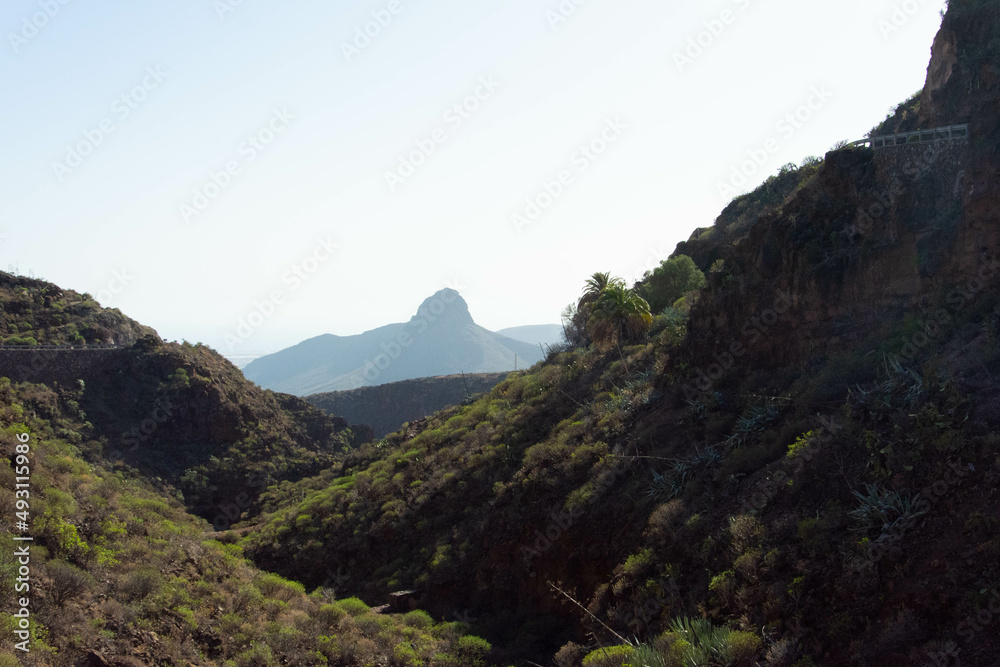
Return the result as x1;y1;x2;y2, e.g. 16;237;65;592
3;2;1000;665
0;376;494;666
236;2;1000;664
243;289;544;395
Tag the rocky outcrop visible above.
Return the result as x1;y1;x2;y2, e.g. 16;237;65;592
682;1;1000;376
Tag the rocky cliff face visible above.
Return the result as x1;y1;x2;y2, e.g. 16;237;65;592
682;0;1000;376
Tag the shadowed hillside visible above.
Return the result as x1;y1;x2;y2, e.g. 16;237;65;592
238;3;1000;664
307;372;511;439
3;2;1000;665
0;272;367;532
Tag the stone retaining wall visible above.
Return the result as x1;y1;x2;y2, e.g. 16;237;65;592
0;348;128;387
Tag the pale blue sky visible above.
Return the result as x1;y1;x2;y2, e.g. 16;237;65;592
1;0;947;354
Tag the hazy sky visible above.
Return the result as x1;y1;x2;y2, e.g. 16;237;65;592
1;0;947;355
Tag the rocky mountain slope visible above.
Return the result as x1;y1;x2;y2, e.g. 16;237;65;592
2;2;999;665
0;377;493;666
237;2;1000;665
0;272;156;346
0;272;370;531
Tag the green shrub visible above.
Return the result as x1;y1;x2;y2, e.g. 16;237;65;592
4;336;38;347
727;631;762;666
337;596;371;617
639;256;707;314
175;605;197;630
235;643;278;667
255;571;305;601
394;643;424;665
119;567;162;601
787;431;817;459
628;642;681;667
622;549;654;578
582;645;635;667
455;635;492;666
316;603;348;626
46;560;94;606
729;515;765;553
708;570;736;607
403;609;434;630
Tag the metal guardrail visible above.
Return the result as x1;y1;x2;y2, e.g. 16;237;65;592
0;343;120;351
849;124;969;149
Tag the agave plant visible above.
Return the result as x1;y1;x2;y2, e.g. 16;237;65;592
726;405;781;449
644;447;721;504
643;470;681;503
849;483;927;536
668;616;734;666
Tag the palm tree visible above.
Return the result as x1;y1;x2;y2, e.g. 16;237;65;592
587;282;653;350
578;272;622;311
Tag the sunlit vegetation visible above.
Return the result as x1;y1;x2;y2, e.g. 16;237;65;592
0;272;153;345
4;7;1000;660
0;377;493;666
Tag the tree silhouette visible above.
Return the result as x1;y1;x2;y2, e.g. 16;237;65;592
639;255;706;314
587;282;652;350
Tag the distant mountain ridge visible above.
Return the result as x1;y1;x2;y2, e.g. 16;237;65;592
243;289;545;395
307;372;510;438
495;324;564;348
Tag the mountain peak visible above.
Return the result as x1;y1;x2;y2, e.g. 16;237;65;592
410;288;473;328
